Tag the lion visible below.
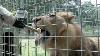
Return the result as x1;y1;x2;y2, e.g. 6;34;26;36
32;11;99;56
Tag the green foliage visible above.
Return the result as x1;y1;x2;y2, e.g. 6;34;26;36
81;1;96;20
84;25;92;32
80;1;97;26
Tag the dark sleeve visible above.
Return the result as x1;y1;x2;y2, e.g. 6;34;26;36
13;19;26;28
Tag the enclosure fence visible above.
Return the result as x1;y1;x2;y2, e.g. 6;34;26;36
0;0;100;56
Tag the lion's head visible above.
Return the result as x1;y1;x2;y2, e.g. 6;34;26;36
32;14;66;46
33;14;66;34
32;12;75;46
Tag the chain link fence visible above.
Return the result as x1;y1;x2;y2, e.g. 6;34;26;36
0;0;100;56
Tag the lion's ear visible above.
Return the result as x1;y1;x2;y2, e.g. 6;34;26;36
56;12;75;20
63;14;75;20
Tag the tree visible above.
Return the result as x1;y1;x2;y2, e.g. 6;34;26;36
81;1;97;26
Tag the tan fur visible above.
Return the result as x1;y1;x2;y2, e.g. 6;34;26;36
50;11;75;23
89;37;100;48
33;12;99;56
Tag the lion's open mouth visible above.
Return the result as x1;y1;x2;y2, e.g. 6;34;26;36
41;29;51;41
35;28;51;45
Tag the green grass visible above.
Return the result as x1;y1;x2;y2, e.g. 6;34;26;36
21;39;49;56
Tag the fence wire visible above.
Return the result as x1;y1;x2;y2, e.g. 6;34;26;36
0;0;100;56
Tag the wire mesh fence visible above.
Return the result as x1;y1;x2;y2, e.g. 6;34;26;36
0;0;100;56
